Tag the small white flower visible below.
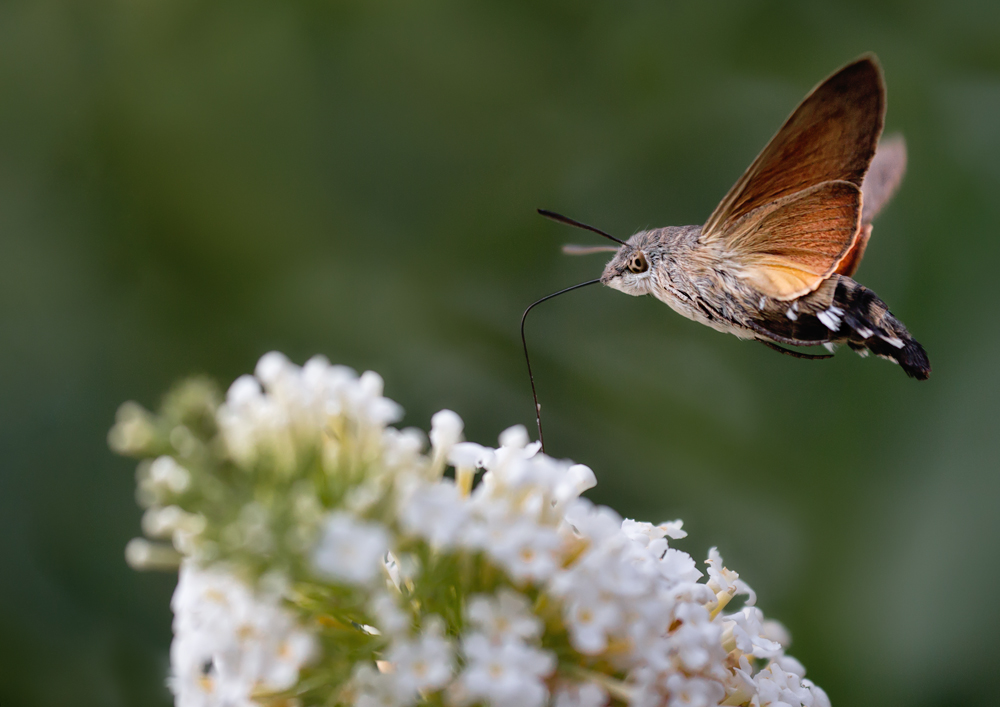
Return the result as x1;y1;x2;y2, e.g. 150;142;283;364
743;657;830;707
669;617;722;672
430;409;464;457
312;512;390;585
752;661;826;707
460;632;555;707
622;595;674;652
255;350;293;387
659;520;687;540
553;464;597;509
227;373;264;407
562;499;623;544
382;427;425;470
353;663;405;707
626;665;663;707
705;547;754;603
124;537;181;571
449;441;493;469
466;589;542;642
722;607;783;659
776;654;807;678
582;544;651;600
553;682;609;707
564;593;622;654
357;370;404;426
659;548;703;584
498;424;530;450
663;673;726;707
108;401;156;455
725;654;759;706
487;519;561;583
621;519;666;544
705;547;756;612
141;505;201;540
146;456;192;496
705;547;736;590
449;441;491;496
802;681;831;707
387;617;454;701
399;480;469;548
621;518;686;546
760;618;791;649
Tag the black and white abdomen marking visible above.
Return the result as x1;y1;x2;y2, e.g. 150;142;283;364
751;275;930;379
831;279;929;378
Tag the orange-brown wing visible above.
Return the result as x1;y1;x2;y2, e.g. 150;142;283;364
702;55;885;240
834;223;872;278
725;181;862;300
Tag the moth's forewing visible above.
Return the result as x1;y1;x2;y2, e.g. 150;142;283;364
700;55;885;300
702;55;885;238
727;181;862;299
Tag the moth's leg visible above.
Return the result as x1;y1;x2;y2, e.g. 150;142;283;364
746;319;830;347
757;340;834;360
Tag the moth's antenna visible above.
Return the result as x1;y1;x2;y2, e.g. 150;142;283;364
521;279;601;452
537;209;628;246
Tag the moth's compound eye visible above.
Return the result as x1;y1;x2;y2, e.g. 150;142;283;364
628;251;649;274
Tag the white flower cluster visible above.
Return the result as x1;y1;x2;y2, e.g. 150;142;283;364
170;562;316;707
115;352;831;707
217;352;404;471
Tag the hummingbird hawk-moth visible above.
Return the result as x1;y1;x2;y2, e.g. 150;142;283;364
523;54;929;448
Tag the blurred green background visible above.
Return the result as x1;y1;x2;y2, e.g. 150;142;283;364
2;0;998;705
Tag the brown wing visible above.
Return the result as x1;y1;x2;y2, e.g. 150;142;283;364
726;181;862;300
834;223;872;278
702;55;885;240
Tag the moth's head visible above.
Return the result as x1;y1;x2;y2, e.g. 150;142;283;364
601;231;656;296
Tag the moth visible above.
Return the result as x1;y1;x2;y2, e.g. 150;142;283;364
524;55;929;447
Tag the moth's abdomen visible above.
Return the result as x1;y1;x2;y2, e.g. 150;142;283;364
752;275;930;379
834;278;931;379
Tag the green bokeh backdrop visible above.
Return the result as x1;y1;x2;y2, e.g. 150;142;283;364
2;1;998;705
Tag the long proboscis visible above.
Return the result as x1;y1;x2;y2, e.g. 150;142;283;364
520;279;601;452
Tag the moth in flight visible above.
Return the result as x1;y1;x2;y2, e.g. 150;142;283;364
542;54;928;378
525;55;929;447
